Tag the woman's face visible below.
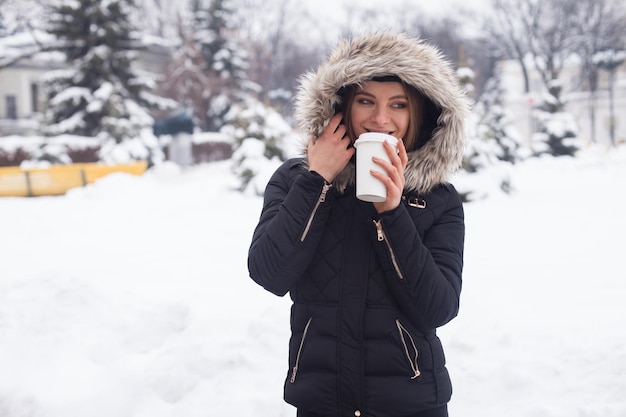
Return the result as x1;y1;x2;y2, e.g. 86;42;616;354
348;81;410;142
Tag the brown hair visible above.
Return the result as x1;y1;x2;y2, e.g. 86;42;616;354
339;81;428;152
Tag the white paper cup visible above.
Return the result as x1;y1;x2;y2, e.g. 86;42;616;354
353;132;399;202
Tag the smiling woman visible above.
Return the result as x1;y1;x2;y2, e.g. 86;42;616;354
248;31;470;417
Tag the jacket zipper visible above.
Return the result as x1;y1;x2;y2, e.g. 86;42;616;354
290;317;312;383
300;182;332;242
373;220;404;279
396;319;421;379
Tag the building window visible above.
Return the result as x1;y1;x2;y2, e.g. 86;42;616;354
31;83;39;113
6;95;17;119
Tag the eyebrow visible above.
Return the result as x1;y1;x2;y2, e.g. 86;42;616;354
355;91;408;100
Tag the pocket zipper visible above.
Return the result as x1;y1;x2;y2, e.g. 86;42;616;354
290;317;313;383
396;319;421;379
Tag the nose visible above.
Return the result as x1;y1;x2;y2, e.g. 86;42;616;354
371;105;390;126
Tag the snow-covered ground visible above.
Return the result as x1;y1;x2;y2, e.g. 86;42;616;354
1;144;625;417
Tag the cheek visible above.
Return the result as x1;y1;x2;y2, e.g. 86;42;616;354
397;114;410;136
350;107;364;124
349;108;366;137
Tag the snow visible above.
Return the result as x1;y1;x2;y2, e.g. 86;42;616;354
1;143;625;417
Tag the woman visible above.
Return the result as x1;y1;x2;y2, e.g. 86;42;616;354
248;31;470;417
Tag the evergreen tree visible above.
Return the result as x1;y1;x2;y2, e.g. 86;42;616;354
192;0;253;131
458;69;521;201
42;0;172;162
0;12;7;38
159;13;209;129
226;95;298;196
531;79;579;157
457;65;498;174
475;76;525;164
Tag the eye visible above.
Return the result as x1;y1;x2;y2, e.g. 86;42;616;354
357;98;374;105
391;102;408;109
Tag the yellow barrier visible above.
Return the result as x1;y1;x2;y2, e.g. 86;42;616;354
0;161;148;197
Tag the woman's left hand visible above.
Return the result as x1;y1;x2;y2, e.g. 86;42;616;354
371;138;408;213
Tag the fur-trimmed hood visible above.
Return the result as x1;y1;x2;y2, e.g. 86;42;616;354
294;31;470;194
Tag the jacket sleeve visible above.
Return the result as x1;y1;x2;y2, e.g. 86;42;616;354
374;186;465;331
248;160;335;296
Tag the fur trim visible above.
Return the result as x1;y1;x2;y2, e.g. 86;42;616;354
294;31;470;194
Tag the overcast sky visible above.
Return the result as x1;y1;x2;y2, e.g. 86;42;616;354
290;0;492;44
302;0;492;20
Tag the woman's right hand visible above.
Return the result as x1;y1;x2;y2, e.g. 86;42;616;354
307;113;355;183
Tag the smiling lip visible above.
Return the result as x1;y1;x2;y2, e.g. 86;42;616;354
367;130;393;135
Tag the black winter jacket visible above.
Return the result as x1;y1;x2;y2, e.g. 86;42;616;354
248;32;469;417
248;159;464;416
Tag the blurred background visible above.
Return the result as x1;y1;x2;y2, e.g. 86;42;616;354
0;0;624;199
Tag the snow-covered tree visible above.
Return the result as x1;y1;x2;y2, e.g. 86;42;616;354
41;0;174;163
191;0;255;131
476;76;526;164
0;0;41;36
457;65;489;173
158;14;210;129
0;11;7;38
531;79;579;157
226;96;299;195
458;69;524;201
0;0;52;69
456;111;515;201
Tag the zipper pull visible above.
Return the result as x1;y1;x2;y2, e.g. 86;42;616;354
300;183;333;243
290;366;298;383
373;220;384;241
319;182;332;202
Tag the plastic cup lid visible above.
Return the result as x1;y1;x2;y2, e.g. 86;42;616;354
354;132;398;147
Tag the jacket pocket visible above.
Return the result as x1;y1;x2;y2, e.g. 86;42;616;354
290;317;313;383
395;319;421;379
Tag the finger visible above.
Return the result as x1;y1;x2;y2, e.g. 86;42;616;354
329;113;343;132
381;143;403;177
384;140;403;159
382;141;397;163
335;123;347;140
386;142;407;186
317;114;343;142
370;169;399;195
373;153;404;188
397;139;408;167
372;157;396;182
369;168;389;184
